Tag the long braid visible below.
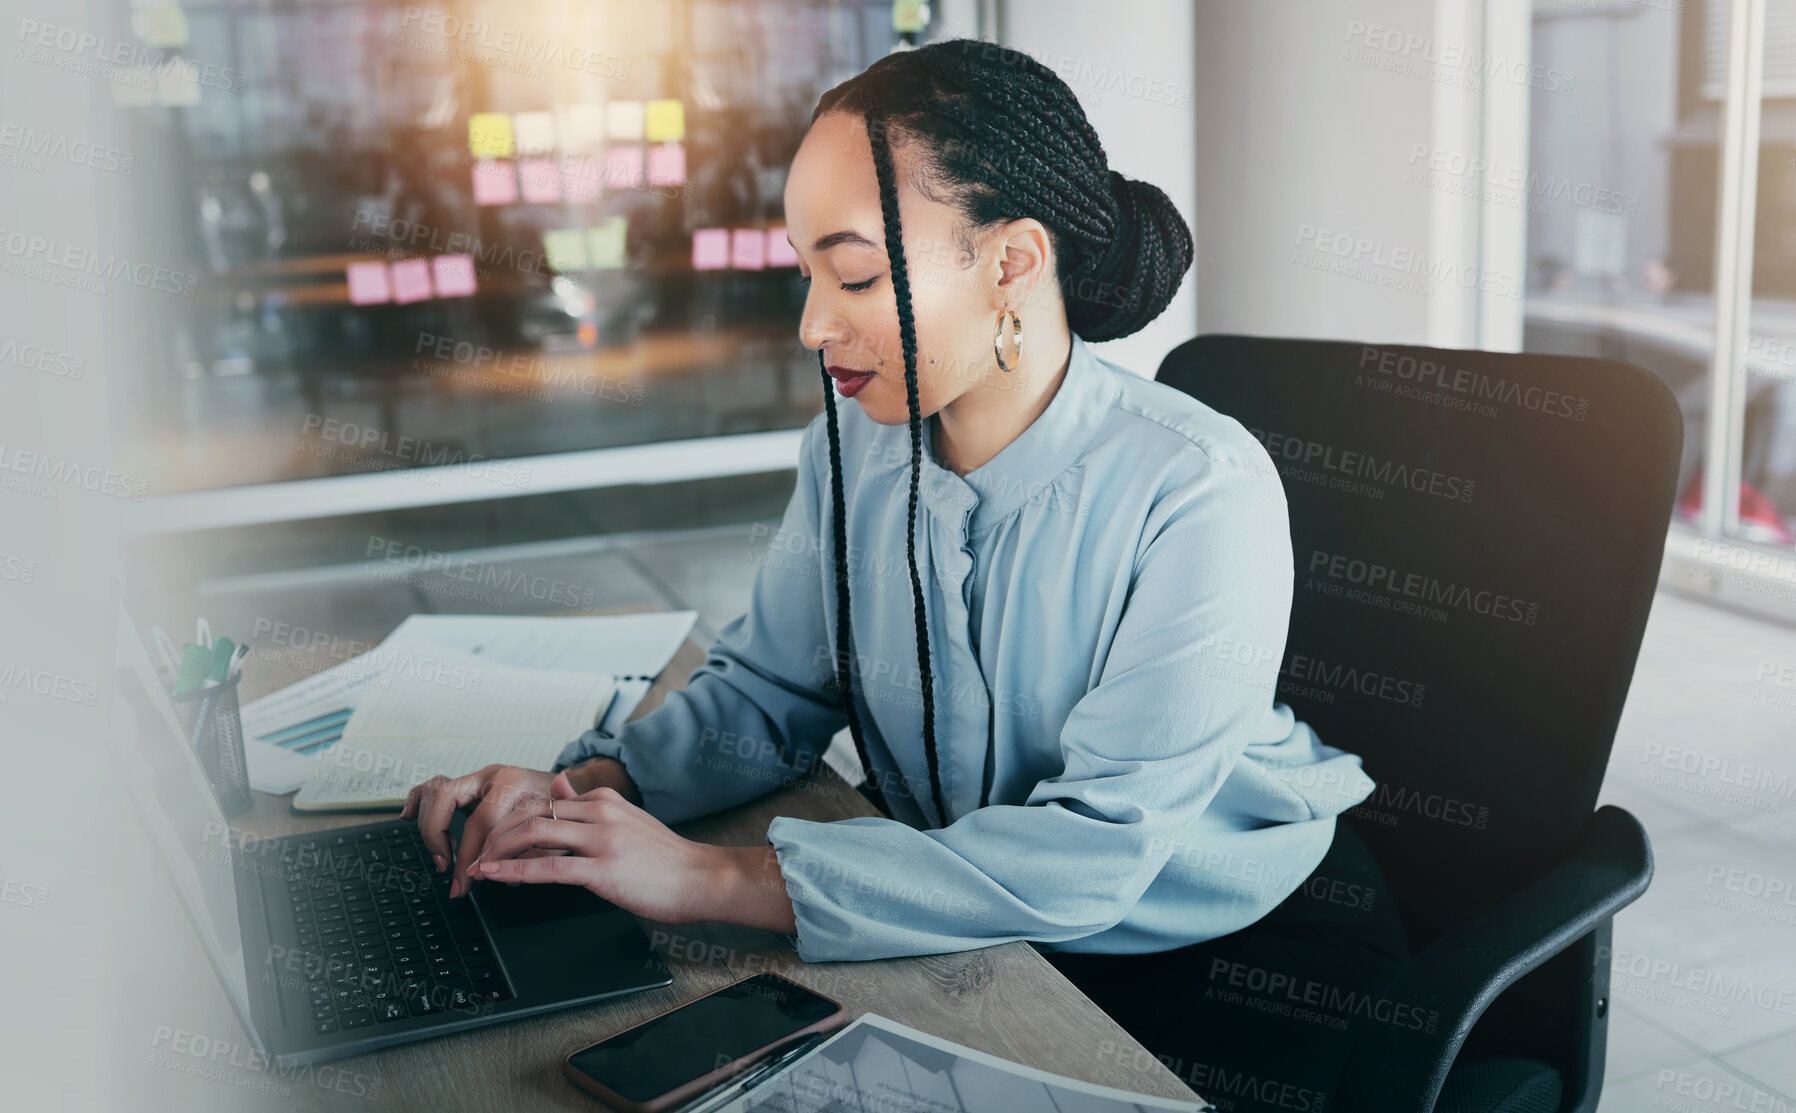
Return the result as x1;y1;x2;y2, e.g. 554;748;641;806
864;107;948;830
819;349;891;819
803;39;1192;827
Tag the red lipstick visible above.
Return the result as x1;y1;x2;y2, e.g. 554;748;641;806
826;364;875;398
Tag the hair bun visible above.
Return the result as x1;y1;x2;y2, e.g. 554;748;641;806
1065;170;1194;343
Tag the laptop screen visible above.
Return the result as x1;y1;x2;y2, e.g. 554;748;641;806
107;605;255;1040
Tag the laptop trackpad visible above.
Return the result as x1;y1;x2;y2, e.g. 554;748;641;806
471;880;663;998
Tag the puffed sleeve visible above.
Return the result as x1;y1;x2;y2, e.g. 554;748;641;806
554;416;848;825
764;451;1339;961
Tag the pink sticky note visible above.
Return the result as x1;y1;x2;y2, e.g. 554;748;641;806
605;145;644;191
646;143;686;186
518;159;561;203
431;254;478;297
692;228;730;270
731;228;767;271
346;261;392;304
765;226;798;267
561;155;603;203
390;258;433;304
472;159;517;205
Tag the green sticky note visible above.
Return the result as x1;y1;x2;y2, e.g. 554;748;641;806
543;229;588;272
586;217;628;269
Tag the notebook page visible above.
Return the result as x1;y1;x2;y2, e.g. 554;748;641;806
341;648;615;741
298;734;575;808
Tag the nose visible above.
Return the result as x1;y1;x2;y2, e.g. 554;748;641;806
798;287;848;355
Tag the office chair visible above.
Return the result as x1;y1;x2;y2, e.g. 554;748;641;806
1155;335;1680;1113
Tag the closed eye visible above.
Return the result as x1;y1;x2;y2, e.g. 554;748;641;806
839;276;880;292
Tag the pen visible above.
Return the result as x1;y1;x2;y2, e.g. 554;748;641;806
675;1030;828;1113
196;616;213;649
152;626;184;681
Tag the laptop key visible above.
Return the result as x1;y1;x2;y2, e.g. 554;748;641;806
377;1000;408;1023
315;1021;338;1035
340;1011;374;1029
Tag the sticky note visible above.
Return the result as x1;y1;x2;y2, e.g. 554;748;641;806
390;258;433;304
606;100;644;141
543;229;588;272
692;228;730;270
561;155;603;203
731;229;767;271
645;99;685;142
469;113;514;158
519;159;562;203
431;254;478;297
586;217;628;270
513;111;557;156
765;226;799;267
560;102;606;151
605;145;644;191
471;160;518;205
133;5;190;49
156;66;202;107
893;0;928;32
346;261;392;305
647;143;686;186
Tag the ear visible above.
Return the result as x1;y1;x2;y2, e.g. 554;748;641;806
989;218;1053;311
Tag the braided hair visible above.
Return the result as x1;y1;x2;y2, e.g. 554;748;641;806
809;39;1193;828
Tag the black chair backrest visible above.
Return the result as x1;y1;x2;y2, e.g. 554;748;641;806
1157;335;1681;949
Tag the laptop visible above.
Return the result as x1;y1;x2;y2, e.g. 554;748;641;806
106;601;673;1067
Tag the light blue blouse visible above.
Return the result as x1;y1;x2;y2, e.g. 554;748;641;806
556;331;1375;963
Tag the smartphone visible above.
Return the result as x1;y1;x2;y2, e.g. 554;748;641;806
562;973;846;1113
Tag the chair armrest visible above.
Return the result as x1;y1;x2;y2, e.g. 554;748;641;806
1332;805;1653;1113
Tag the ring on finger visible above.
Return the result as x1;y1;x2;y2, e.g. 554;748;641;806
547;797;558;822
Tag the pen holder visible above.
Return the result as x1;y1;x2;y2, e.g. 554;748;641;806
171;676;254;818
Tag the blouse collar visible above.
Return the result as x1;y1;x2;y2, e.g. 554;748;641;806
876;330;1118;540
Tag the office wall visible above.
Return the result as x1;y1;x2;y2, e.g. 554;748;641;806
999;0;1200;379
1191;0;1510;347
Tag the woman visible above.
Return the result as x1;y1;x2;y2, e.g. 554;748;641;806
405;39;1404;1108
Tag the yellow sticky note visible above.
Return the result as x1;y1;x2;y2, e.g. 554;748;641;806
543;229;588;272
586;217;628;270
469;113;515;159
644;99;685;143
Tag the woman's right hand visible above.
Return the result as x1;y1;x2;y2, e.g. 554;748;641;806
401;759;641;897
402;764;556;898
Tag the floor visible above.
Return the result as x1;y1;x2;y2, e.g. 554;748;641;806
169;522;1796;1109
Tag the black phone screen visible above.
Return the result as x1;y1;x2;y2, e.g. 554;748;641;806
568;975;837;1102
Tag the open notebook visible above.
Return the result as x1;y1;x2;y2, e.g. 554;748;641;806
292;648;617;812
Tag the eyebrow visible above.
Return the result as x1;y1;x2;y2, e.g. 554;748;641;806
795;229;881;253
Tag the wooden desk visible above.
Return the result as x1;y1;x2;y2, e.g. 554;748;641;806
223;629;1205;1110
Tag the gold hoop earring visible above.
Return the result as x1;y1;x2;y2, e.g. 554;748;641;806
993;308;1023;372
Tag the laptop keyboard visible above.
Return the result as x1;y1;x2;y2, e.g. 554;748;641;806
281;823;512;1035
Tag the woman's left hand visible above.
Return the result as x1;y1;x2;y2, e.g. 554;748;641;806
468;772;726;925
